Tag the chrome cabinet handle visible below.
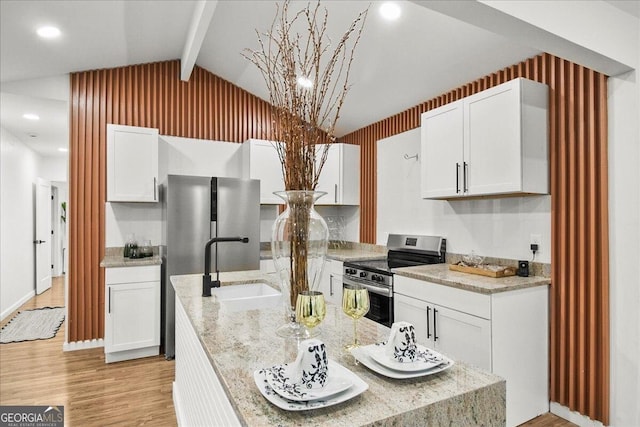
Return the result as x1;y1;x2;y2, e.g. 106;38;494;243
108;287;112;314
433;308;439;341
426;305;432;339
153;177;157;201
463;162;468;193
334;184;338;203
455;163;460;193
329;274;334;296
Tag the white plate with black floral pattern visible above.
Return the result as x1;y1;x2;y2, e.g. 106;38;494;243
367;342;446;372
351;345;454;379
265;363;353;401
254;360;368;411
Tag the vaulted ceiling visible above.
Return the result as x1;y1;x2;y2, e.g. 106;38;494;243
1;0;635;158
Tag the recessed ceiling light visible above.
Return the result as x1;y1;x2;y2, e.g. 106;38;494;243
379;2;401;21
37;26;61;39
23;113;40;120
58;147;68;152
297;76;313;89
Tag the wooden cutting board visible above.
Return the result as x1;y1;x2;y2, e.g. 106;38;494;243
449;263;517;278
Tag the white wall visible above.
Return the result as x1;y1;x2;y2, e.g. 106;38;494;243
377;128;551;262
608;69;640;427
38;156;68;182
0;127;39;319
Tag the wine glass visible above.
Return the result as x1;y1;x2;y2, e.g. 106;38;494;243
295;291;326;338
342;283;370;350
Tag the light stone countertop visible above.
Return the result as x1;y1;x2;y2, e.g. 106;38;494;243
393;264;551;294
100;254;162;268
171;271;506;426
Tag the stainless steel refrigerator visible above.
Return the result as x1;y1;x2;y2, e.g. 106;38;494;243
161;175;260;359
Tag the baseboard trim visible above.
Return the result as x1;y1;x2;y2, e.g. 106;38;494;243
63;338;104;351
173;381;186;427
550;402;605;427
1;290;36;321
105;346;159;363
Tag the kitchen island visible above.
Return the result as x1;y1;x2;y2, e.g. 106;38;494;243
171;271;506;426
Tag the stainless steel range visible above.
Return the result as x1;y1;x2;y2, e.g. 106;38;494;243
343;234;446;327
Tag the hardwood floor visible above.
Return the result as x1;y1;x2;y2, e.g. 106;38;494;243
521;413;578;427
0;276;176;426
1;277;577;427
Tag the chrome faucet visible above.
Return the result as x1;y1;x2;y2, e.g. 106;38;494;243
202;236;249;297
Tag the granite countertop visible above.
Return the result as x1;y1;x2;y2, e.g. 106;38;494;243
100;246;162;268
393;264;551;294
100;254;162;268
171;271;506;426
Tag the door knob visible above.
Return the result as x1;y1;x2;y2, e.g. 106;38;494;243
33;240;46;244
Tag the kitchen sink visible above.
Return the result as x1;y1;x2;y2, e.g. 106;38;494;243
212;283;282;311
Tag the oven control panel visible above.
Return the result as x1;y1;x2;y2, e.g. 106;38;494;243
343;266;392;287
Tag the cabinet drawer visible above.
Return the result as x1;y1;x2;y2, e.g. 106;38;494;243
106;265;161;284
394;275;491;319
328;259;343;275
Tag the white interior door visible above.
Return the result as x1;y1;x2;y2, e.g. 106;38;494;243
35;178;52;295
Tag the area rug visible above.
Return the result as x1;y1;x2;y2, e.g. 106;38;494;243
0;307;65;344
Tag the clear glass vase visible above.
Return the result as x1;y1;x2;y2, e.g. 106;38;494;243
271;190;329;339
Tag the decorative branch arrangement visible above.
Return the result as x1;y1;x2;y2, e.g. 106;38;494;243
244;0;368;190
244;1;368;317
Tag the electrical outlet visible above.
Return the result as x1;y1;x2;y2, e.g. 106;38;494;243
530;234;541;252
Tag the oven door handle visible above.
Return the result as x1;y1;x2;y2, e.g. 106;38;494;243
343;278;392;297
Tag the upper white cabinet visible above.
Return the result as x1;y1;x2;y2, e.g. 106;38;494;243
107;124;159;202
243;140;359;205
241;139;284;204
421;78;548;199
315;143;360;205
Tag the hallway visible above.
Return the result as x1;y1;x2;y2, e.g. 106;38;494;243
0;276;176;426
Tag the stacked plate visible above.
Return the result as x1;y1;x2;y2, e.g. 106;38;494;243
351;343;454;379
254;360;368;411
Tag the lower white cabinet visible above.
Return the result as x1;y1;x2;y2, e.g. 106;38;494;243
394;275;548;427
394;293;491;370
318;259;343;306
105;265;160;363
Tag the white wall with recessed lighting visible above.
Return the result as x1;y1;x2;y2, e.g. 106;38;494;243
0;127;39;320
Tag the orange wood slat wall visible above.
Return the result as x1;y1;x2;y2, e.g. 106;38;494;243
341;52;610;424
68;61;273;343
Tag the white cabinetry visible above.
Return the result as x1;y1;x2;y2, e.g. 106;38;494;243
107;124;159;202
318;259;343;306
394;275;548;427
105;265;160;363
242;139;284;204
242;140;359;205
394;293;491;370
421;77;548;199
315;143;360;205
259;259;276;273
